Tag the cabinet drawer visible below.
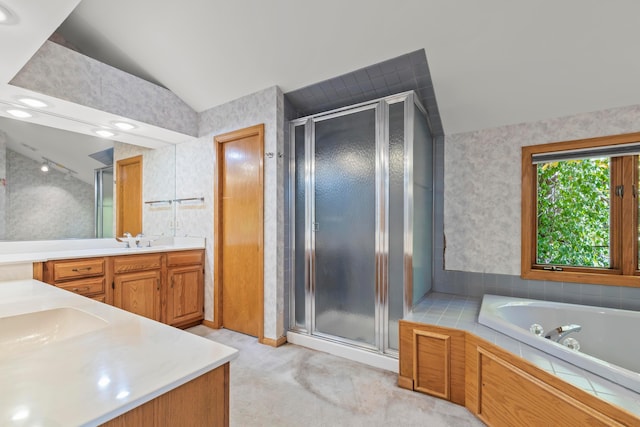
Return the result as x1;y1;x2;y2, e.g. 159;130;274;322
167;250;204;267
113;254;163;273
56;277;105;296
53;258;104;281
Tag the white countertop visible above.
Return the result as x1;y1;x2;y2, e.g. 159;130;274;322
0;279;238;427
0;237;205;266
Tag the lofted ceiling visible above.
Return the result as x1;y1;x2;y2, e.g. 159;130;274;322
4;1;640;138
53;0;640;135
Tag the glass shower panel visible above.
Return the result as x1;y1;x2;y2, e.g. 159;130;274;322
313;108;377;346
387;102;405;351
412;107;433;304
95;166;114;238
102;168;114;237
293;125;307;329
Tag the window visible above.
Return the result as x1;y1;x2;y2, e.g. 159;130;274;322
522;133;640;287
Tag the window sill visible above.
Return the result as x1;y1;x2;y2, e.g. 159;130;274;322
522;268;640;287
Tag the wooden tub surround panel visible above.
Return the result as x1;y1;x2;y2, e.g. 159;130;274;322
399;320;639;426
399;320;466;405
413;330;450;399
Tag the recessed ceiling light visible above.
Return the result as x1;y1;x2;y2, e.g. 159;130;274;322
19;98;48;108
7;109;32;118
112;121;136;131
0;4;17;25
40;161;50;172
95;129;116;138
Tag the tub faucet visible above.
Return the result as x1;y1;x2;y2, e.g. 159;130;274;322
545;324;582;342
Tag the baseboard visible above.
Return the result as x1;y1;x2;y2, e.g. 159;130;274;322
261;336;287;347
201;320;221;329
397;375;414;390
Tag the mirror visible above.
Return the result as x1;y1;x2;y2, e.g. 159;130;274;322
0;115;176;241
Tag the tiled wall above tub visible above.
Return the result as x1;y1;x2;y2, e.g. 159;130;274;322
433;270;640;312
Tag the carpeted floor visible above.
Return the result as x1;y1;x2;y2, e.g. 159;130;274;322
188;325;484;427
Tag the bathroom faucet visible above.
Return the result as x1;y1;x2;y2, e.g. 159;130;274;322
121;232;132;248
544;324;582;342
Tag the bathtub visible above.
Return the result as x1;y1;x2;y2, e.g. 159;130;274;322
478;294;640;394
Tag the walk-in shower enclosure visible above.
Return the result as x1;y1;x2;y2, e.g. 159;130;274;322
289;92;433;356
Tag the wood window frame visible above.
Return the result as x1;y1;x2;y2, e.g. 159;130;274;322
522;132;640;287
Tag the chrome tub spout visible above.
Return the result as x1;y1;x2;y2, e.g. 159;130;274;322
545;324;582;342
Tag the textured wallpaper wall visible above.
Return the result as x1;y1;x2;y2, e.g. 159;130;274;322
178;85;284;340
444;104;640;275
11;41;198;136
5;150;94;240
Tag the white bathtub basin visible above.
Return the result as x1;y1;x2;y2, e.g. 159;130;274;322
0;307;108;357
479;294;640;393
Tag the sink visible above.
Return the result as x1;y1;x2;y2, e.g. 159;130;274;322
0;307;108;357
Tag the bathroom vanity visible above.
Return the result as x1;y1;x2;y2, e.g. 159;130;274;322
0;279;237;426
0;238;205;329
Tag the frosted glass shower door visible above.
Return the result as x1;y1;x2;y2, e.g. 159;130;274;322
313;108;377;346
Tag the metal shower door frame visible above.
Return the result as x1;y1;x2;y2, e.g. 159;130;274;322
288;91;422;355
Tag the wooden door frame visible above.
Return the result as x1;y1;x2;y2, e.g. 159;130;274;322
212;124;264;343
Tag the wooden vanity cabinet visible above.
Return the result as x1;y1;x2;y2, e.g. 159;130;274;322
42;257;111;303
112;254;163;322
38;250;205;329
101;363;229;427
166;250;204;328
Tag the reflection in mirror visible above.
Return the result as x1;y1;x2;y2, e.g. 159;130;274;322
114;142;176;239
95;165;113;238
0;116;176;241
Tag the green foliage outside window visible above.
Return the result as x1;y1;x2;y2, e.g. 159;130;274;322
536;158;610;267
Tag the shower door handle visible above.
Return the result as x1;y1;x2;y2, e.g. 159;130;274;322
313;222;319;232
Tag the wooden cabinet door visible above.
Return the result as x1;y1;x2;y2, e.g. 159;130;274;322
398;320;466;405
114;270;161;322
167;265;204;327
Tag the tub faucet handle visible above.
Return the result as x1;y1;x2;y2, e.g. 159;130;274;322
545;324;582;342
529;323;545;336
